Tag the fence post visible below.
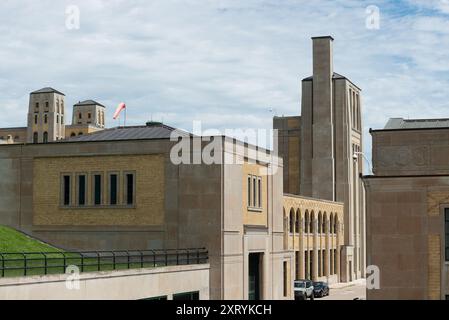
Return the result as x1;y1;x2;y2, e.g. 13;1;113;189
81;254;84;273
23;253;27;276
43;253;47;275
127;251;130;269
165;250;168;266
140;251;144;268
112;252;116;270
197;250;200;264
97;252;101;271
63;253;67;274
0;254;4;277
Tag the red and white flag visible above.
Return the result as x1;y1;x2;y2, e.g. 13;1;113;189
113;102;126;119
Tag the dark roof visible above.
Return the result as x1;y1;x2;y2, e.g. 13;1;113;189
311;35;334;41
65;123;190;142
302;72;361;90
74;100;106;108
383;117;449;130
31;87;65;96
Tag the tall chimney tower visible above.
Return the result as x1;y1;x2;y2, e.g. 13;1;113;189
311;36;335;201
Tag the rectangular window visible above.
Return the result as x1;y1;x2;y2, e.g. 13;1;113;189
283;261;288;297
125;173;134;205
109;174;118;205
78;175;86;206
258;177;262;208
445;209;449;261
93;174;102;206
173;291;200;300
253;177;257;207
63;175;71;206
247;176;251;207
34;114;38;124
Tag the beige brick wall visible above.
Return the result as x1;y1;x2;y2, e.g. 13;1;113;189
428;234;441;300
33;154;165;226
242;162;268;227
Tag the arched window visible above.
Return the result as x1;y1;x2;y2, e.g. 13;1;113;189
295;210;300;233
318;212;322;234
78;132;83;136
329;213;334;234
289;209;294;233
310;212;315;234
305;211;309;233
334;217;338;234
323;213;327;233
70;132;76;137
33;132;38;144
43;132;48;143
44;114;48;124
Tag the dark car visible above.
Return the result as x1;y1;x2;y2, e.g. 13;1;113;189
312;281;329;298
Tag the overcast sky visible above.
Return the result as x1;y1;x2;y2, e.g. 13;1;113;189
1;0;449;164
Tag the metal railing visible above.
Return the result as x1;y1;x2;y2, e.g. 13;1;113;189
0;248;208;278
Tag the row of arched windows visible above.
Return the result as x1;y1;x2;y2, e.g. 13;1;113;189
286;208;339;235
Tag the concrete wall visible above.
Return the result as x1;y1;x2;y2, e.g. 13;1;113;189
0;264;209;300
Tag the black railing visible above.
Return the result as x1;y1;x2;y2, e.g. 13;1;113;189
0;248;208;278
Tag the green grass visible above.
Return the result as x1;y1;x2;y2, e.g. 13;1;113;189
0;226;202;278
0;225;61;253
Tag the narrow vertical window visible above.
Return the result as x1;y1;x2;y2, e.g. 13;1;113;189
44;114;48;124
110;174;118;205
283;261;288;297
94;174;102;206
126;173;134;205
63;175;71;206
258;178;262;208
43;132;48;143
253;177;257;208
33;132;38;143
34;114;38;124
247;176;251;207
78;175;86;206
445;209;449;261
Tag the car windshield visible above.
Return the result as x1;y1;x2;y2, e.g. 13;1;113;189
295;282;306;288
313;282;323;287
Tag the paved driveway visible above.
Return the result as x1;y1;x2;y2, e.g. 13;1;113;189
319;279;366;300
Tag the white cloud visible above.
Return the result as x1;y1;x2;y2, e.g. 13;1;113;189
1;0;449;168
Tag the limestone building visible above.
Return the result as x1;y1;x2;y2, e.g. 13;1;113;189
0;87;106;144
364;118;449;300
274;36;366;283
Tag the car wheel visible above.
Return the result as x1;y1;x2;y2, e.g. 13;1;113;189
310;293;314;300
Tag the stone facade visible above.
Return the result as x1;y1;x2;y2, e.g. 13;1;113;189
274;36;366;283
365;124;449;300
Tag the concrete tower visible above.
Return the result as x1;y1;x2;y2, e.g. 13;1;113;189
274;36;365;283
27;87;66;143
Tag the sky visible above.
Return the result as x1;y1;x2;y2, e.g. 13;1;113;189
1;0;449;166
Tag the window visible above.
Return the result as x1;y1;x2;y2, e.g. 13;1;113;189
247;176;251;206
56;115;59;124
283;261;288;297
44;114;48;124
61;116;64;124
56;101;59;113
35;102;39;111
62;175;71;206
173;291;199;300
247;175;262;209
79;113;82;119
125;173;135;205
88;113;91;119
78;132;83;136
289;210;294;233
43;132;48;143
109;174;118;205
78;175;86;206
70;132;76;137
295;211;300;233
445;209;449;261
34;114;38;124
93;174;102;206
45;102;49;110
33;132;38;144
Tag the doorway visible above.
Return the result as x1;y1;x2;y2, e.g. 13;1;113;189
248;253;262;300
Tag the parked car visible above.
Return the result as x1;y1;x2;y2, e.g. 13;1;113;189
312;281;329;298
294;280;314;300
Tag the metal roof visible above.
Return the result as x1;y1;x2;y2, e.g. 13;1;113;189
384;118;449;130
74;100;106;108
31;87;65;96
65;123;190;142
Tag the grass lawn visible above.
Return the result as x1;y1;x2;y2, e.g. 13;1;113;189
0;226;195;278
